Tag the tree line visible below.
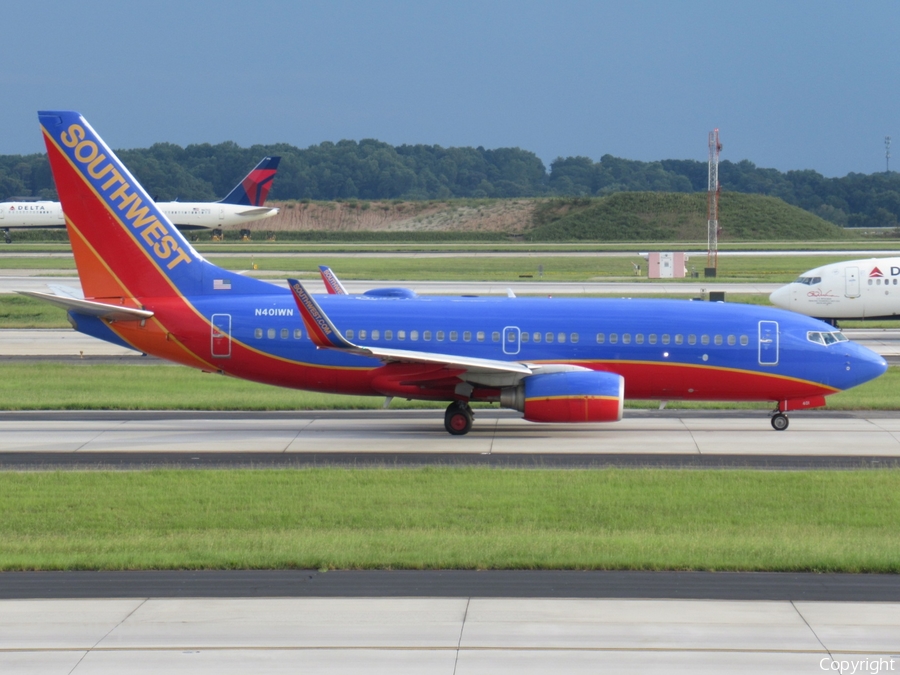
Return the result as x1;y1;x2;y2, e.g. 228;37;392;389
2;140;899;228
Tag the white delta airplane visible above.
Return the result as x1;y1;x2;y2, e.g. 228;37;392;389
770;257;900;322
0;156;280;242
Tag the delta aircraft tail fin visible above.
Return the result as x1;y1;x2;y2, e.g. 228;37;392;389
219;156;281;206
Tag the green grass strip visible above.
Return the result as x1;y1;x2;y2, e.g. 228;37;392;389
0;468;898;572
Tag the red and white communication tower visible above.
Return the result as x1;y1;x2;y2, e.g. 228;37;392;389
705;128;722;277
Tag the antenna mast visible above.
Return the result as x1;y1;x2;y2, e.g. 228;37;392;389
705;129;722;277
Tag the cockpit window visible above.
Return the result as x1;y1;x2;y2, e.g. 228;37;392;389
807;330;848;345
793;276;822;285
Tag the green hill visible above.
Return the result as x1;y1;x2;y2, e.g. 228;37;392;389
526;192;850;242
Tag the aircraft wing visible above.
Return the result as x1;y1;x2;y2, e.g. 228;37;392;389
287;278;533;377
353;345;532;375
17;291;154;322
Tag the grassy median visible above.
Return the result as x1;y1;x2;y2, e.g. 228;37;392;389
0;468;897;572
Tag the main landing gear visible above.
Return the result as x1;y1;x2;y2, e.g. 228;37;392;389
771;412;789;431
444;401;473;436
2;229;10;244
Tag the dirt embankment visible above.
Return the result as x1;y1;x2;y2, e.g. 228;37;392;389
255;200;537;233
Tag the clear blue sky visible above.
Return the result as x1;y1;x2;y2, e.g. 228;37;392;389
3;0;898;177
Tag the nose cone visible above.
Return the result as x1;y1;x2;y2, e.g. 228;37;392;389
769;284;791;309
843;342;888;390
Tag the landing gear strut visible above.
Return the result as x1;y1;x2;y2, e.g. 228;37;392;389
770;412;789;431
2;229;10;244
444;401;473;436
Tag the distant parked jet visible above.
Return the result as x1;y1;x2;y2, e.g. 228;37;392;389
770;257;900;322
0;156;280;242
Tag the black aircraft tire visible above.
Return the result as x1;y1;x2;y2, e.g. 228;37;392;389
771;413;789;431
444;404;473;436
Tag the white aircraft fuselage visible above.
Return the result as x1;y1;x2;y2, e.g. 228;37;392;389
770;257;900;320
0;199;277;232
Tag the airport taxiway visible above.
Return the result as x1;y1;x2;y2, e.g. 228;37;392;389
4;410;900;461
1;594;897;674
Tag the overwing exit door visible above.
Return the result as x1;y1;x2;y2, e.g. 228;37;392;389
503;326;520;355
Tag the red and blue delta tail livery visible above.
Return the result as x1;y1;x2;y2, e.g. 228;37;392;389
34;111;888;435
220;156;280;207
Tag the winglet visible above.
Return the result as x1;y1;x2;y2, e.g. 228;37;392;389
287;278;354;348
319;266;348;295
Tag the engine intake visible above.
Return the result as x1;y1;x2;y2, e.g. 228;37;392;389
501;371;624;424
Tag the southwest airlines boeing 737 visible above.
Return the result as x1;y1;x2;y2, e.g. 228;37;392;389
0;156;280;242
23;111;888;434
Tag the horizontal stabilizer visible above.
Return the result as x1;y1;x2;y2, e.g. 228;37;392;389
17;291;154;322
236;207;279;217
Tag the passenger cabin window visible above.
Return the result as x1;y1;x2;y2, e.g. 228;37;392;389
533;332;542;343
450;331;458;342
674;334;683;345
384;330;393;340
254;328;263;339
596;333;605;344
545;332;554;343
463;331;472;342
522;332;530;343
423;331;431;341
661;334;670;345
267;328;275;339
570;333;579;343
492;332;500;342
622;334;631;345
345;329;353;339
398;330;406;341
701;335;710;345
609;334;618;344
477;331;485;342
281;329;288;339
410;330;418;341
359;329;367;340
372;329;380;340
714;335;723;345
558;333;566;343
688;334;696;345
436;331;444;341
727;335;736;346
648;334;657;344
295;329;303;339
635;334;644;344
740;335;749;346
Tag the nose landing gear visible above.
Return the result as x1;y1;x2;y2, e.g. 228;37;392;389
444;401;473;435
771;412;789;431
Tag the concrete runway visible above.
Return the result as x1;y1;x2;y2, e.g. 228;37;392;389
2;595;897;674
3;410;900;461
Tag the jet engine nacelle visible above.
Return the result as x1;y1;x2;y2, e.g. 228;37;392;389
500;371;624;423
